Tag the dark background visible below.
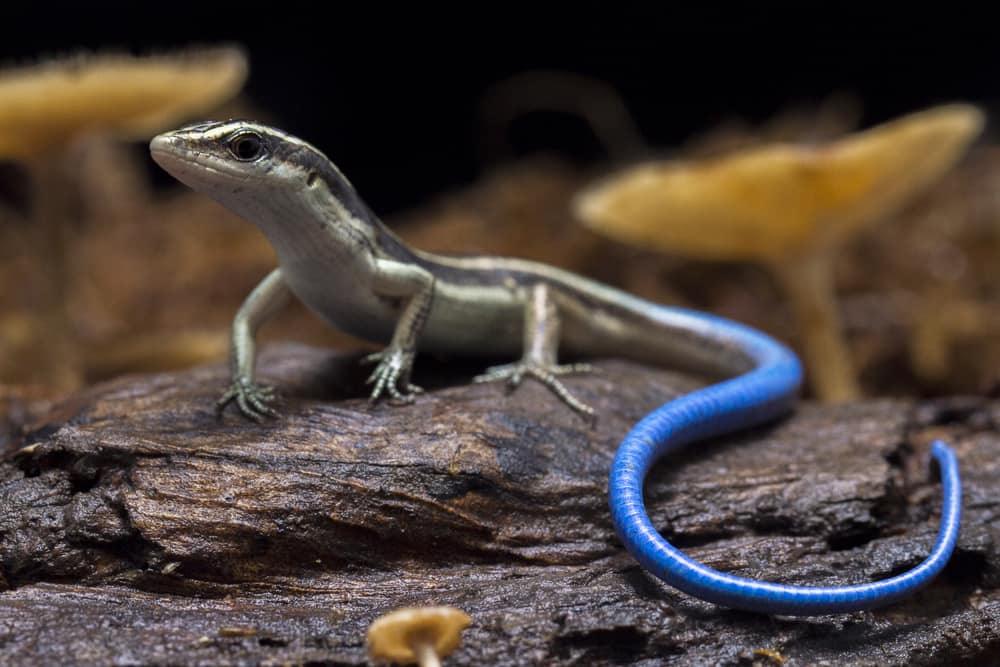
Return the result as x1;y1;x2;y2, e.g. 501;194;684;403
4;4;999;214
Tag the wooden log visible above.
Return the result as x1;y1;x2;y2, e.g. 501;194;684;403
0;344;997;665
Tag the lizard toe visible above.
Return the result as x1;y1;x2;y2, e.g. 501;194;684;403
236;393;264;423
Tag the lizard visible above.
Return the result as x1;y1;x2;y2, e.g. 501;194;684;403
149;119;961;615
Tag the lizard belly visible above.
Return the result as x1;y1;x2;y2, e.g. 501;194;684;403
281;259;398;344
419;282;524;356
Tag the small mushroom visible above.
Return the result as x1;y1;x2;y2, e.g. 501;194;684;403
367;606;471;667
575;104;984;402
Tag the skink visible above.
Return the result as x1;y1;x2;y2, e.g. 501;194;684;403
149;120;961;615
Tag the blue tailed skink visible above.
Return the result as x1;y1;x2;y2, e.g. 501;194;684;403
150;120;961;616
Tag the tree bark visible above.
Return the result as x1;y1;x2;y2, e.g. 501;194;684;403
1;344;997;666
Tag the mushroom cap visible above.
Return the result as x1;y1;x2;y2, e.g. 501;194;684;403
367;606;471;663
0;46;248;159
575;103;984;262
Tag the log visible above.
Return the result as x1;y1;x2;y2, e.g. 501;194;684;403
0;344;997;665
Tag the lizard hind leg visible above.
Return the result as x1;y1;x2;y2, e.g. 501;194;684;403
473;360;595;417
472;283;596;419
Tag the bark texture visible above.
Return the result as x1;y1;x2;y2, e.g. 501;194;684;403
1;344;998;666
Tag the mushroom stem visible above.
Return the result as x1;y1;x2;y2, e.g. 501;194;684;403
770;252;860;403
412;639;442;667
22;154;82;389
910;286;990;383
910;287;954;382
366;605;469;666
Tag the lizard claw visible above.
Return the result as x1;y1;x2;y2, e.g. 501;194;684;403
364;346;422;405
360;351;383;365
474;361;596;420
217;377;280;422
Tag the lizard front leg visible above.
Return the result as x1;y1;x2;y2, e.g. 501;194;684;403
217;268;292;421
474;283;595;418
363;259;435;404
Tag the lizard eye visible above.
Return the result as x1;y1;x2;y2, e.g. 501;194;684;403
228;132;265;161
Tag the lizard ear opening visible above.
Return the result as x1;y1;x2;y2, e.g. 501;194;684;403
307;171;320;188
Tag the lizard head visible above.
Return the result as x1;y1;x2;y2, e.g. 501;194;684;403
150;120;383;260
150;119;342;193
150;119;372;221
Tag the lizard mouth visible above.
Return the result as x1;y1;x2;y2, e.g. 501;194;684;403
150;134;250;188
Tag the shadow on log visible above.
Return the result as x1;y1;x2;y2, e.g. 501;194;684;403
1;344;998;665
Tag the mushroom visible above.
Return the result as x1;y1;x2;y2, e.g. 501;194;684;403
479;69;647;163
909;287;1000;383
575;104;984;402
367;606;471;667
0;45;248;230
0;46;248;388
0;44;248;231
0;45;247;158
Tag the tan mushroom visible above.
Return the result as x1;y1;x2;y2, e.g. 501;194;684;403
367;606;471;667
909;286;1000;383
0;45;248;231
0;45;248;230
575;104;984;402
0;45;249;388
0;46;247;158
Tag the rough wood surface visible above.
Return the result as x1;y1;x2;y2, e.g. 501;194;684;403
1;344;998;666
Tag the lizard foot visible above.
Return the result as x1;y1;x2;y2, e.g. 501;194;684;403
473;361;595;419
363;347;423;404
217;377;280;422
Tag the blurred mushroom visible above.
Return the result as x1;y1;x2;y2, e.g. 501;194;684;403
367;606;471;667
685;92;862;159
0;46;247;159
909;287;1000;383
575;104;984;402
0;45;248;226
480;69;647;163
0;45;248;388
0;44;248;235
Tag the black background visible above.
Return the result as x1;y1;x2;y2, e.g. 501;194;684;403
4;4;999;214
